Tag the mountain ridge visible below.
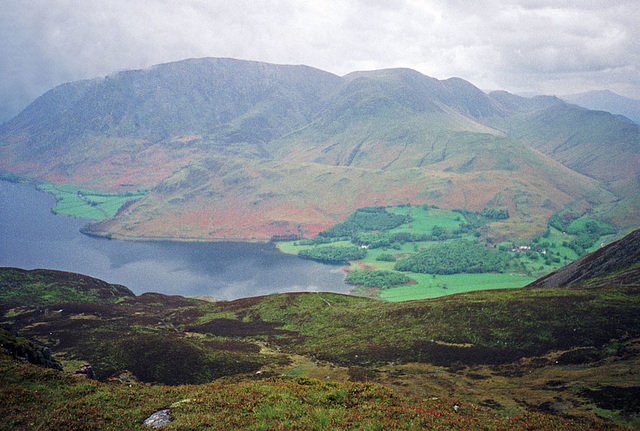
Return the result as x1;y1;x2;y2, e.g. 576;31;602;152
562;89;640;125
1;57;638;240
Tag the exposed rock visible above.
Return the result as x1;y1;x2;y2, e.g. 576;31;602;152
72;363;96;380
108;370;140;385
0;326;63;371
143;409;171;428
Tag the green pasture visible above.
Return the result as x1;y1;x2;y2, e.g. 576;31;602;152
380;272;536;302
389;206;464;233
278;203;619;302
37;182;145;220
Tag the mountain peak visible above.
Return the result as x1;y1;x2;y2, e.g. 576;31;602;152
562;90;640;124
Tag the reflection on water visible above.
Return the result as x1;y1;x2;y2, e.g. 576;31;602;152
0;180;348;299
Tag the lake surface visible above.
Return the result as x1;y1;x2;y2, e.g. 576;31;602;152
0;180;349;299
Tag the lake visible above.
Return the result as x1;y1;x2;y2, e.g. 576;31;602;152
0;180;349;299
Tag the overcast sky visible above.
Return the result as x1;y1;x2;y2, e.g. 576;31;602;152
1;0;639;123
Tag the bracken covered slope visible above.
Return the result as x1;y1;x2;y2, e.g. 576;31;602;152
1;58;638;240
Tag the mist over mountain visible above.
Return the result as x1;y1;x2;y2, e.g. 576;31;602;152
562;90;640;125
1;58;638;240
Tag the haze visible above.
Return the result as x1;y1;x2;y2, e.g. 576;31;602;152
1;0;639;123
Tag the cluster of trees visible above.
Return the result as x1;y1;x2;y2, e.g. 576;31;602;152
299;224;465;250
351;231;431;248
452;208;508;226
313;206;510;247
319;207;411;238
548;214;616;256
298;245;366;263
566;220;616;256
295;236;336;246
548;212;578;232
394;240;510;275
450;208;509;235
345;270;410;289
375;253;397;262
295;205;617;279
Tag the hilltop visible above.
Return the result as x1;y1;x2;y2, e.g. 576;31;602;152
2;229;640;428
1;58;637;241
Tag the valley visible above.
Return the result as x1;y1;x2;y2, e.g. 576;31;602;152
0;58;637;243
1;57;640;429
277;203;617;300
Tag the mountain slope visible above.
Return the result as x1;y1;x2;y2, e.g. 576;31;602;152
1;58;637;240
563;90;640;125
0;58;340;155
2;228;640;427
527;229;640;288
484;91;640;228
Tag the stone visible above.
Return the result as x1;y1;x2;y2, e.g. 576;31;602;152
143;409;171;428
72;363;96;380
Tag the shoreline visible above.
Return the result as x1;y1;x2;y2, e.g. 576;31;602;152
79;226;277;244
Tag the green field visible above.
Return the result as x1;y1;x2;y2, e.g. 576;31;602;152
277;204;619;302
37;183;145;220
380;273;536;302
388;205;463;233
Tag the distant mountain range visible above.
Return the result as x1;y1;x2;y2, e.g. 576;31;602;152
562;90;640;125
1;58;638;240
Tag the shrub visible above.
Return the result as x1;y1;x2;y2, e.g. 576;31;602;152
298;246;366;263
319;207;410;238
376;253;397;262
345;270;410;289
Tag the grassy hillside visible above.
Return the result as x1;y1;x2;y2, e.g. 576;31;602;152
3;352;626;431
80;144;611;241
2;230;640;428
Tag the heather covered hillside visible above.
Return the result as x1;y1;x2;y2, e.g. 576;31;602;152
0;58;637;241
2;229;640;428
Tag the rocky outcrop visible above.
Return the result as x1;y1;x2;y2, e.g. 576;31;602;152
143;409;171;428
0;326;63;371
71;363;96;380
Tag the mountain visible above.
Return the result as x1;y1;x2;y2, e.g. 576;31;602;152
1;58;638;240
562;90;640;125
2;229;640;428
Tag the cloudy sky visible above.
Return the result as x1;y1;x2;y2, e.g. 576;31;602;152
1;0;639;123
